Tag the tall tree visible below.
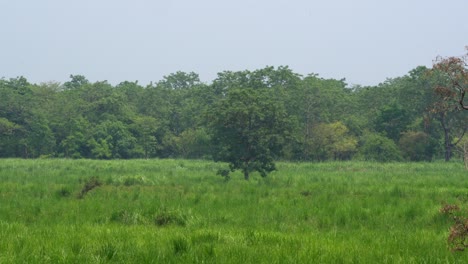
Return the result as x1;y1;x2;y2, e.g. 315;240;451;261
432;48;468;109
429;48;468;161
295;74;353;160
374;101;410;142
208;88;292;180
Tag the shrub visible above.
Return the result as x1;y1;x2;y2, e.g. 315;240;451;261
77;176;102;199
440;203;468;251
216;169;231;181
154;210;187;227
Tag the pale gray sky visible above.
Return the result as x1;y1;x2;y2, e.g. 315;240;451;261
1;0;466;86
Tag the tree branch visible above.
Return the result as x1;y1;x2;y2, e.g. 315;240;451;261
460;90;468;110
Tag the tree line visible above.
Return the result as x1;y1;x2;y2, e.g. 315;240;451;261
1;55;467;164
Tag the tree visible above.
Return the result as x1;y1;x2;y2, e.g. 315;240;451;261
323;122;358;160
432;48;468;110
0;117;20;157
295;74;353;160
175;128;211;159
0;77;56;157
157;71;201;90
89;120;137;159
208;88;292;180
58;116;91;158
63;74;89;90
305;122;357;161
429;48;468;161
357;132;403;162
131;116;159;158
374;102;411;142
398;131;436;161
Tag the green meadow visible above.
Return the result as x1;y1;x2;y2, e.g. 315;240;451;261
0;159;467;263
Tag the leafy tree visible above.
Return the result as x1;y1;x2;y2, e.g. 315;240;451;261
115;81;145;113
428;50;468;161
325;122;358;160
58;116;91;158
0;117;20;157
352;82;395;133
432;49;468;110
212;66;301;95
305;122;357;161
23;115;56;157
208;88;292;180
295;75;353;160
357;132;403;162
157;71;201;90
398;131;436;161
0;118;17;135
80;81;130;123
142;73;208;153
175;128;211;159
374;102;411;142
394;66;434;118
88;138;112;159
63;74;89;90
131;116;159;159
0;77;56;157
90;120;137;159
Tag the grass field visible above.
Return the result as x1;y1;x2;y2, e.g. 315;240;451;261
0;159;467;263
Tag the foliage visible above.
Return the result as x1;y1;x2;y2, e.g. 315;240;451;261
305;122;358;161
357;132;403;162
440;203;468;252
175;128;211;159
399;131;437;161
77;176;102;199
428;49;468;161
374;102;411;142
208;88;292;180
1;54;468;162
432;49;468;110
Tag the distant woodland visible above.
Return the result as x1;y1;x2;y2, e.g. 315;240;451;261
1;61;467;162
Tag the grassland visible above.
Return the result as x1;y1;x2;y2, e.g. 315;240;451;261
0;159;467;263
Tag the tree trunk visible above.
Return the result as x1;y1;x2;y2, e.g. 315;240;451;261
463;143;468;170
440;113;452;162
243;170;249;180
445;143;452;162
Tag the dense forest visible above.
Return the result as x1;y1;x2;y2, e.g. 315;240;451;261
1;61;467;162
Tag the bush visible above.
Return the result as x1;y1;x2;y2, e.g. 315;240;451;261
77;176;102;199
440;203;468;251
154;210;187;227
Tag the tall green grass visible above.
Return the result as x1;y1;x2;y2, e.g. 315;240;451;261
0;159;467;263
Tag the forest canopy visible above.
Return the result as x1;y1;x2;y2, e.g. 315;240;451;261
1;61;467;164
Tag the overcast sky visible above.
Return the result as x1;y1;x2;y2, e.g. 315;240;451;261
1;0;467;86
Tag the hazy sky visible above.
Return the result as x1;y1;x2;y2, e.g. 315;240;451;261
1;0;467;86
